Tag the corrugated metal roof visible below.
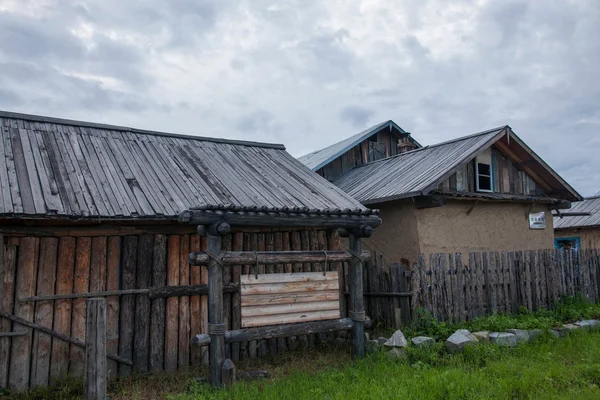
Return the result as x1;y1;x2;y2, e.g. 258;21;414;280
298;120;416;170
554;197;600;229
0;111;366;220
334;127;507;204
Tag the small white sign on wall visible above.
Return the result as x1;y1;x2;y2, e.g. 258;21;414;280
529;212;546;230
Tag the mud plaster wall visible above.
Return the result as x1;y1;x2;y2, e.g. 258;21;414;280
555;227;600;249
362;200;421;267
416;201;554;257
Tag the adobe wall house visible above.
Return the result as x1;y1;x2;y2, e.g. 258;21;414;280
554;196;600;250
300;123;582;267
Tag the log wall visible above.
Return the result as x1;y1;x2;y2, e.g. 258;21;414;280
0;229;341;390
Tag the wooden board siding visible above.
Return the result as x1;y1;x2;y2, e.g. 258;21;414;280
439;146;546;197
0;228;339;390
316;128;406;181
240;272;340;328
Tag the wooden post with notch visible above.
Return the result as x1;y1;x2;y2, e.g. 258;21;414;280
85;298;106;400
206;222;230;387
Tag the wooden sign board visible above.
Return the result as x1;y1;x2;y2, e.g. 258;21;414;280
240;271;340;328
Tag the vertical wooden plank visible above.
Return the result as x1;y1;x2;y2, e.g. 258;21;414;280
264;233;277;353
445;253;454;323
117;237;136;377
256;233;267;356
524;251;533;310
516;251;525;309
482;252;491;315
532;250;540;310
429;254;438;320
418;255;428;312
389;263;401;327
165;235;180;371
508;252;518;314
410;260;421;320
0;237;18;388
49;237;75;383
150;234;167;372
89;237;107;294
230;233;243;361
500;252;509;313
105;236;120;378
455;253;464;322
467;254;476;320
398;264;410;326
273;231;287;352
8;237;39;390
190;234;202;366
200;235;209;365
247;233;258;358
178;235;191;368
539;250;548;308
85;298;106;400
474;252;484;318
490;252;499;314
30;237;58;387
222;234;233;359
70;237;91;378
134;234;152;372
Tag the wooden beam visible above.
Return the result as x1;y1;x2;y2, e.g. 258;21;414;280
494;141;553;192
85;299;106;400
0;309;132;366
207;230;225;387
191;317;372;346
414;195;446;209
17;284;239;302
188;250;372;266
349;233;365;359
180;210;381;229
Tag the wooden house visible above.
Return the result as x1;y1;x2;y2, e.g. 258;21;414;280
300;123;582;266
0;111;377;390
554;196;600;250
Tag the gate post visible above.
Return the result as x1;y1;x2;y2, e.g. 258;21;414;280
206;222;230;387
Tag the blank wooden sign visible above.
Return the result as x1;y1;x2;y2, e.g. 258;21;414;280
240;271;340;328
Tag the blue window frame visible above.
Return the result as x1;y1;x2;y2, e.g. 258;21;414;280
554;237;580;251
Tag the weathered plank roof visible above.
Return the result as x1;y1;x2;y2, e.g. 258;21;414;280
334;125;582;205
0;111;367;220
298;120;419;170
554;197;600;229
334;127;507;204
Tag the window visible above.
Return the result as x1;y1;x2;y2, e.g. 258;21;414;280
475;148;493;192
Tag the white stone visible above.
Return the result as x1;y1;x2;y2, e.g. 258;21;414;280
473;331;490;342
574;320;600;331
563;324;580;332
489;332;517;347
411;336;435;348
506;329;529;344
446;331;478;353
384;330;408;348
455;329;479;342
377;337;388;345
528;329;543;340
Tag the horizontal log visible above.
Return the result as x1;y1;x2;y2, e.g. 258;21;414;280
241;301;340;318
241;271;337;285
191;317;372;346
189;250;372;266
242;310;341;328
180;210;382;229
0;309;132;365
241;291;339;307
0;331;27;337
352;292;413;297
241;281;339;295
18;284;239;302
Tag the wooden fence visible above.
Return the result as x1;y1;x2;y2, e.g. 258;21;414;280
357;249;600;328
0;229;343;391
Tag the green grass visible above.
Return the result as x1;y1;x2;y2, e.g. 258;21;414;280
171;331;600;400
404;295;600;340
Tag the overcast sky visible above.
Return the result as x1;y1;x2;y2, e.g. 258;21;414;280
0;0;598;196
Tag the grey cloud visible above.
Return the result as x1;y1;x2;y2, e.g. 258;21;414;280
339;106;375;128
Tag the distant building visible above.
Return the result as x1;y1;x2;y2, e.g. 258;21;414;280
300;122;582;266
554;196;600;250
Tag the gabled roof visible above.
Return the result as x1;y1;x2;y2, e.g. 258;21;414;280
554;196;600;229
0;111;367;220
298;120;419;170
334;126;582;205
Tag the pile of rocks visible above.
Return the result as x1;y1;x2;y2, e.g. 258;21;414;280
367;319;600;358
